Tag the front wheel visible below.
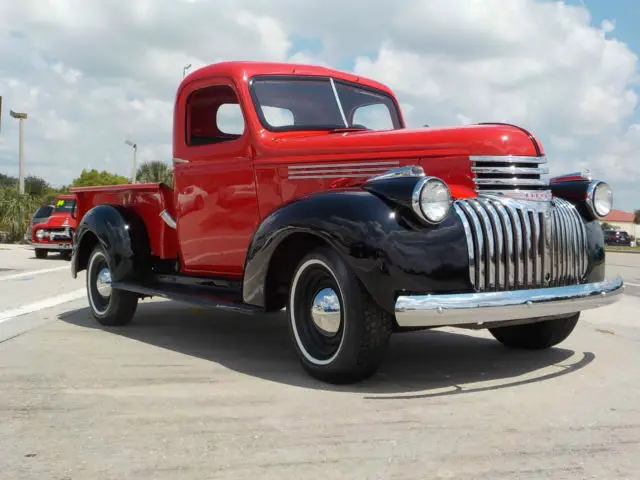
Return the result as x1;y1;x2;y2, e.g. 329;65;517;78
86;245;138;326
287;246;393;384
35;249;47;259
489;313;580;350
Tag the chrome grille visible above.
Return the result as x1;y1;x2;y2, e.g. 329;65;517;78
470;155;549;194
454;195;588;292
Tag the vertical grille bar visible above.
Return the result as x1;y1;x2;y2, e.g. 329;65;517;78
519;209;533;286
559;205;568;283
505;205;523;287
457;202;485;290
530;211;540;285
490;201;515;289
543;210;553;286
579;213;588;276
468;199;495;290
453;204;476;287
566;205;578;280
479;198;505;289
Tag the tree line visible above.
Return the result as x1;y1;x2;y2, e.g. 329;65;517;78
0;161;173;242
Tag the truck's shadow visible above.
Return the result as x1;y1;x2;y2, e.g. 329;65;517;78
58;300;594;397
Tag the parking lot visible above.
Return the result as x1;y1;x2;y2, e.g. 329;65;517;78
0;244;639;479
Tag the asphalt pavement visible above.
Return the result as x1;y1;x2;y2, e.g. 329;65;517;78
0;244;639;479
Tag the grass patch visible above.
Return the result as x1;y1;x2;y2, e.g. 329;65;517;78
606;245;640;253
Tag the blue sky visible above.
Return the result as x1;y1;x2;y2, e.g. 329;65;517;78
568;0;640;120
0;0;639;211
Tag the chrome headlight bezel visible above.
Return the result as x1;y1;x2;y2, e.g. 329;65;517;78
586;181;613;218
36;229;45;240
411;177;452;224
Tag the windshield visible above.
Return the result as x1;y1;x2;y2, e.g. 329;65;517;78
33;205;53;219
54;198;76;213
249;76;403;132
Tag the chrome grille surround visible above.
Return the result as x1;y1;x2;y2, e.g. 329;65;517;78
470;155;549;195
454;194;588;292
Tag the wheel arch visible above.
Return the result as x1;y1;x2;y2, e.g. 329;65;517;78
262;231;333;312
71;204;152;282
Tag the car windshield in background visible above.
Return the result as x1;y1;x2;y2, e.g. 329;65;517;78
54;198;76;213
33;206;53;219
249;76;403;132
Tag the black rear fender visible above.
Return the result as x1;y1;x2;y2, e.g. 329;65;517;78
71;204;151;282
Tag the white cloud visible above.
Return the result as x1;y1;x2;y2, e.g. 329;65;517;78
0;0;638;211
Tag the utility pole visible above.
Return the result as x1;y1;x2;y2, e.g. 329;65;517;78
10;110;28;194
125;139;137;184
183;64;192;78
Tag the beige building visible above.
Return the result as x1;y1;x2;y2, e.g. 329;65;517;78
602;209;638;239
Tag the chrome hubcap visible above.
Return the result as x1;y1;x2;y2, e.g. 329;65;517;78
96;267;112;297
310;287;341;336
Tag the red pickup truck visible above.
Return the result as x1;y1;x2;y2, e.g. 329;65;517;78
30;194;77;260
69;61;624;384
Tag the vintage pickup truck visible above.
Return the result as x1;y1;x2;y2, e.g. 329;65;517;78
69;61;624;384
30;194;77;260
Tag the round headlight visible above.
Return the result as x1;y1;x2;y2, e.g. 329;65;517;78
589;181;613;218
411;177;452;224
36;229;45;239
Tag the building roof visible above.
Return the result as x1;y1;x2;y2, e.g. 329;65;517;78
603;209;635;223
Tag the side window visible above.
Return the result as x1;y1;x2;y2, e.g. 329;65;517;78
352;103;394;130
186;84;246;146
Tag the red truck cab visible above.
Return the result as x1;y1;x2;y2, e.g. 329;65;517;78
30;194;77;260
69;61;623;384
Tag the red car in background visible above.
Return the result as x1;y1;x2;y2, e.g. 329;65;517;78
30;194;77;260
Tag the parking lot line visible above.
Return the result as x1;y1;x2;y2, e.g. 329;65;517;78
0;266;70;282
626;281;640;287
0;288;86;324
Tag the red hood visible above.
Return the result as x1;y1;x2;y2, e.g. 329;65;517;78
256;124;541;158
40;212;77;229
254;124;543;197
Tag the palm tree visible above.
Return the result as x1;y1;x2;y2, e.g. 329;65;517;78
0;187;44;242
135;161;173;187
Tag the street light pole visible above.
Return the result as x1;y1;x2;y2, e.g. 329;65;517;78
125;139;137;184
10;110;28;194
183;63;192;78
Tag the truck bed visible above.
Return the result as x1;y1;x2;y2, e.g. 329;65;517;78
70;182;178;259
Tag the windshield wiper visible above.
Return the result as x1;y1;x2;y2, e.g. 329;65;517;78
328;127;371;133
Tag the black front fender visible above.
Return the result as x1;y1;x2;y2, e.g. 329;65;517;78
71;204;151;282
242;189;472;313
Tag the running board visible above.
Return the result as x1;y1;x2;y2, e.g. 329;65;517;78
111;281;262;315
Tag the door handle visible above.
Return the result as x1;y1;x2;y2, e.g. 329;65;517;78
173;157;190;164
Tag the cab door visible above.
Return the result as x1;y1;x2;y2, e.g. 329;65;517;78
172;77;260;278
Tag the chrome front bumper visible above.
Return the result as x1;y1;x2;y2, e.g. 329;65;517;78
31;242;72;250
394;278;624;328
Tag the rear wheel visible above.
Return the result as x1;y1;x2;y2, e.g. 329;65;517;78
287;246;393;384
35;249;47;259
86;245;138;326
489;313;580;350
